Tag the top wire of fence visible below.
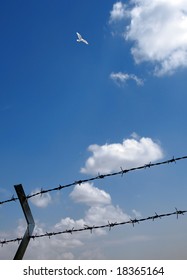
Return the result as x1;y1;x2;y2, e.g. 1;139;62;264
0;155;187;206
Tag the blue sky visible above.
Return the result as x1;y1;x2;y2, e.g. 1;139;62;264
0;0;187;259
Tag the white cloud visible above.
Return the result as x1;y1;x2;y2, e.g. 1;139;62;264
132;209;142;218
110;0;187;76
69;183;129;235
81;136;164;175
131;132;140;140
57;199;129;238
109;1;128;22
85;205;129;226
70;182;111;206
110;72;144;86
30;189;52;208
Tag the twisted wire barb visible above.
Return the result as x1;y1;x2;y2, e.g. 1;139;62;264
0;196;18;205
0;208;186;246
0;155;187;206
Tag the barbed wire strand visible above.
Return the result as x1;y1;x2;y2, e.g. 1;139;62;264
0;155;187;206
0;208;186;246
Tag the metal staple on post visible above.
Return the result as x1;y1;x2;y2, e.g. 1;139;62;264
13;184;35;260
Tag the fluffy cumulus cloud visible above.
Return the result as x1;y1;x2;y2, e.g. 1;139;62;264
69;182;129;234
85;204;129;226
70;182;111;206
81;136;163;175
110;0;187;76
110;72;144;86
54;203;129;239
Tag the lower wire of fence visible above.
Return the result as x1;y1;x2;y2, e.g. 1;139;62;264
0;208;186;246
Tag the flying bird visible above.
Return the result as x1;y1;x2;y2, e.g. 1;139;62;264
76;32;89;45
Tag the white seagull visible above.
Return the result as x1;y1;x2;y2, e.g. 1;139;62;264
76;32;89;45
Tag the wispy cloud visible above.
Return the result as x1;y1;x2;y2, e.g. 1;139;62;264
30;188;52;208
132;209;142;219
109;0;187;76
0;105;12;112
81;135;164;175
109;1;128;23
110;72;144;86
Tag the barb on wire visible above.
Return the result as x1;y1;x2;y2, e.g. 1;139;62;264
65;227;74;234
84;225;94;234
175;207;185;219
130;218;139;227
0;195;18;205
108;221;117;231
1;155;187;206
0;237;22;246
1;208;186;246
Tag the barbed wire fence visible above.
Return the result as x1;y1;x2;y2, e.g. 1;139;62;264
1;155;187;206
0;155;187;258
0;208;186;246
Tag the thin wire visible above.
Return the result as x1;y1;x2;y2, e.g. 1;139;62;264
0;208;186;246
0;155;187;205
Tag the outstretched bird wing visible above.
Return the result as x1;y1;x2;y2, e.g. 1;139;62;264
76;32;82;40
82;38;88;45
